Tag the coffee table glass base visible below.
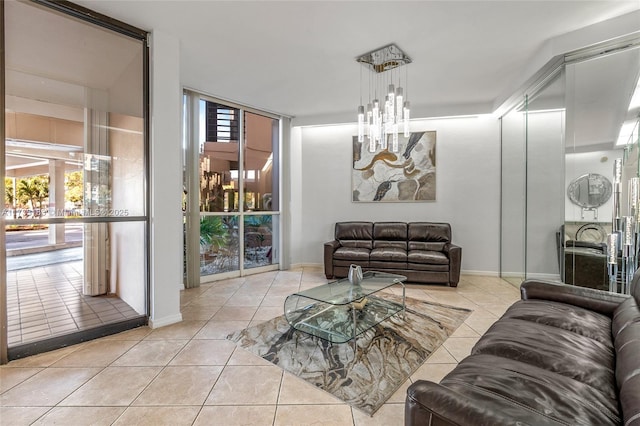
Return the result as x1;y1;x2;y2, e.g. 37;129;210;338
284;272;406;344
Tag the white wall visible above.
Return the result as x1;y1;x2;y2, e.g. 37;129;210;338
290;116;501;275
149;30;183;328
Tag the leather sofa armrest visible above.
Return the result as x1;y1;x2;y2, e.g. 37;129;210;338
520;279;629;316
406;380;510;426
443;243;461;287
324;240;340;279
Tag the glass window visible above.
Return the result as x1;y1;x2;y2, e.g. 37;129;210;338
200;100;240;213
183;93;281;281
4;0;148;352
244;112;279;212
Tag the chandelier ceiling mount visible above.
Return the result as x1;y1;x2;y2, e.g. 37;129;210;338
356;44;412;153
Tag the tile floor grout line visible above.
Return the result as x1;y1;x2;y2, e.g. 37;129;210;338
1;272;517;425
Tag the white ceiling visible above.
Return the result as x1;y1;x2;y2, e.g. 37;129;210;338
68;0;640;123
5;0;143;117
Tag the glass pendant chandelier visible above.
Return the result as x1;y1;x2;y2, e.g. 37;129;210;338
356;44;412;153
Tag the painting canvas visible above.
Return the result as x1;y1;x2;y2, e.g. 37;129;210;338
352;131;436;202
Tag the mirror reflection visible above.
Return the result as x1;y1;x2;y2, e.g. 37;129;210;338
563;44;640;291
566;173;612;218
500;39;640;290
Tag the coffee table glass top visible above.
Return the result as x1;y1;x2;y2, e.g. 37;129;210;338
292;271;406;305
283;271;407;343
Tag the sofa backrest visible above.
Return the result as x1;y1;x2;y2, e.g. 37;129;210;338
613;269;640;425
373;222;408;249
634;270;640;306
334;221;453;251
335;221;373;248
408;222;451;251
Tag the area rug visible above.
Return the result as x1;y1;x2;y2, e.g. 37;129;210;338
227;295;471;416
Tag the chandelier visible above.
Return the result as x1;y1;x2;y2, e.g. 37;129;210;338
356;44;412;153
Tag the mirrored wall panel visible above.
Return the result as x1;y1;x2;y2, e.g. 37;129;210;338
564;45;640;292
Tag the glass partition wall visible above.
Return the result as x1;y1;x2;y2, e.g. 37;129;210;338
2;1;148;361
500;72;565;285
500;100;527;286
501;37;640;289
183;91;281;287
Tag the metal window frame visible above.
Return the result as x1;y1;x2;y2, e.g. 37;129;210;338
0;0;150;363
182;89;284;286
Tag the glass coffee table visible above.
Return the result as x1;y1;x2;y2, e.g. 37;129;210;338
284;271;406;345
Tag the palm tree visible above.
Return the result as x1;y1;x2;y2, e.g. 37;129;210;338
200;216;228;250
17;176;49;217
5;178;16;218
65;171;83;205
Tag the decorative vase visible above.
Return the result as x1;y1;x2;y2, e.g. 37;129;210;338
348;264;363;285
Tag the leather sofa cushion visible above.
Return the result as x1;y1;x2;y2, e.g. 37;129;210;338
621;375;640;426
613;297;640;338
439;354;621;425
472;319;616;398
333;247;370;262
501;299;612;346
335;221;373;241
408;241;446;251
370;247;407;262
373;222;407;240
333;259;370;268
615;331;640;388
408;250;449;265
407;263;449;272
619;280;640;425
373;240;407;250
338;240;373;249
408;222;451;242
369;261;408;270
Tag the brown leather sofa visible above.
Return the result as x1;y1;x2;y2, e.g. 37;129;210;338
405;276;640;426
324;221;461;286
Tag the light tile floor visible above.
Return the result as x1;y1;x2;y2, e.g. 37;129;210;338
7;260;141;346
0;268;521;426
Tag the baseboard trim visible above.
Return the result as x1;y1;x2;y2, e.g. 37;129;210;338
500;272;526;278
149;313;183;329
525;273;561;281
290;262;323;270
461;270;499;277
292;265;502;277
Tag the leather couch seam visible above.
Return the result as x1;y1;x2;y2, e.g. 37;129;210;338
445;380;571;425
446;377;620;425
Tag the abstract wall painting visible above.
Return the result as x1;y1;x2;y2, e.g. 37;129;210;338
352;131;436;202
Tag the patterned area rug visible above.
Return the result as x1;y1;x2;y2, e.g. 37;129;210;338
227;295;471;416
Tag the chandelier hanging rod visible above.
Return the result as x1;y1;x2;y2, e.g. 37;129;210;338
356;43;412;153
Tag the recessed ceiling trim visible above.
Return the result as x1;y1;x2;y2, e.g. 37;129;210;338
496;32;640;119
564;31;640;64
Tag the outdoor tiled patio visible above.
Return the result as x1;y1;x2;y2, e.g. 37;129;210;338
6;260;140;346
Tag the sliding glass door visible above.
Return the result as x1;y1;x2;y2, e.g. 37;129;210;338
183;91;280;287
2;1;148;361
